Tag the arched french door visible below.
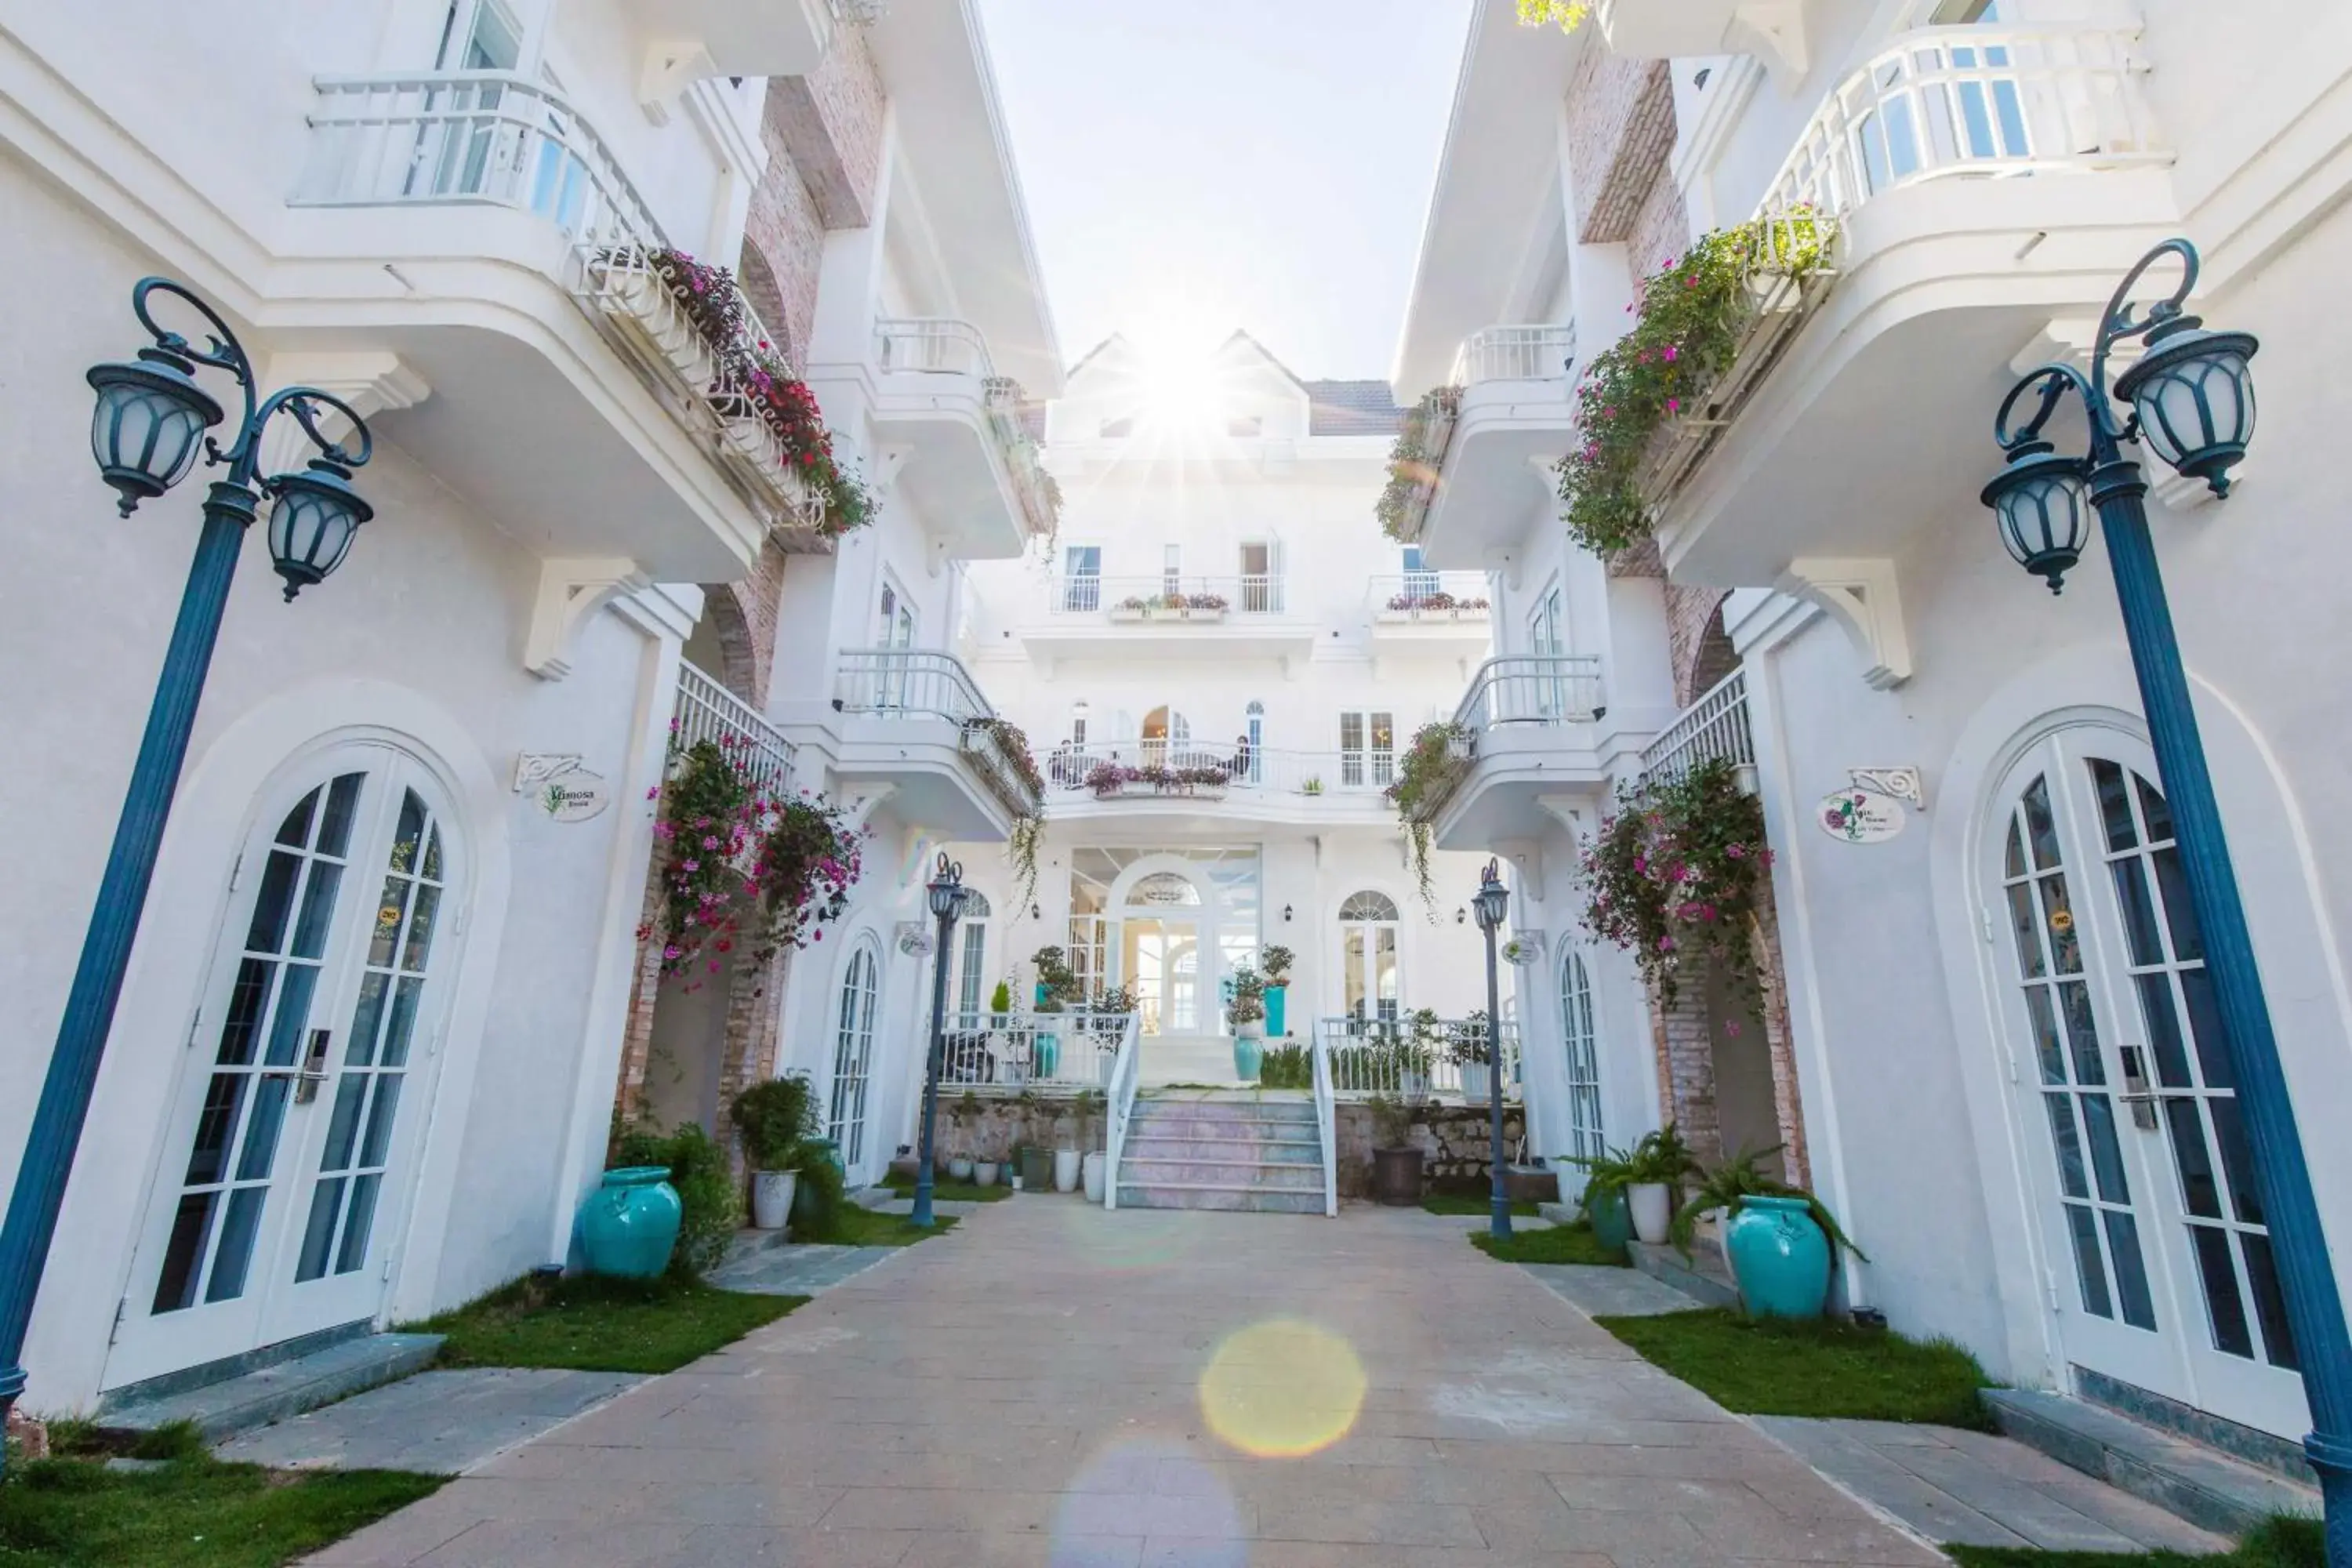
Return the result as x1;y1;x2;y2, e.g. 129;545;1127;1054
952;891;993;1021
1338;891;1401;1023
827;939;882;1170
1987;728;2306;1437
1559;947;1604;1163
110;746;463;1389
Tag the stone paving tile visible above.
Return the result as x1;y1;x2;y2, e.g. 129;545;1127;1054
1519;1260;1709;1317
303;1201;1945;1566
702;1241;904;1294
217;1367;644;1474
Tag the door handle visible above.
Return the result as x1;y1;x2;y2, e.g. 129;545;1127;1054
2116;1044;2160;1131
294;1028;333;1104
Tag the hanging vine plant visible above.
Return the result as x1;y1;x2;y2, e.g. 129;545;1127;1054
1552;212;1835;556
1385;720;1473;908
1516;0;1593;29
1375;386;1461;543
964;716;1048;910
1580;757;1773;1011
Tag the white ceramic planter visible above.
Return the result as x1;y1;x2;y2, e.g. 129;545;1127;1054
1628;1181;1674;1245
949;1156;974;1182
1083;1151;1106;1203
974;1161;999;1188
1459;1063;1490;1103
750;1170;797;1231
1054;1149;1080;1192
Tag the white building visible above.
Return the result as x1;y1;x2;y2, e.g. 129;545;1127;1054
1398;0;2352;1462
0;0;1048;1415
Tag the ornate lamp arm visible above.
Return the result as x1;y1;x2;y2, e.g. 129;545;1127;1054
249;388;377;482
2089;234;2201;414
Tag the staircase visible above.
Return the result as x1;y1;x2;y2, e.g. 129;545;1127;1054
1115;1091;1330;1214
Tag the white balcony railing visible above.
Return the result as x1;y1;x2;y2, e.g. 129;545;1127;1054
1315;1017;1523;1104
1762;26;2164;222
1041;740;1402;801
833;648;1042;818
984;378;1059;543
1450;324;1578;387
296;72;819;535
936;1013;1136;1092
673;659;795;797
876;317;996;378
1050;575;1287;617
1367;572;1492;620
875;320;1058;543
1642;668;1754;788
1451;655;1606;731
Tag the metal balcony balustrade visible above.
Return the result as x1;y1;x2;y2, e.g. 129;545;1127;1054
1367;570;1491;617
296;71;818;535
1048;574;1287;616
1451;655;1606;732
1041;739;1403;801
935;1012;1136;1092
1641;668;1754;788
1314;1016;1524;1103
874;319;1056;543
832;648;1041;819
673;659;796;797
1449;324;1579;387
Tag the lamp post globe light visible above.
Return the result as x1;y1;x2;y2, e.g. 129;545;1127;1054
1472;858;1512;1241
1981;238;2350;1561
913;853;971;1229
0;278;377;1465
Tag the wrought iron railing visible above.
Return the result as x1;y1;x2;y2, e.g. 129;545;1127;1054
832;648;1041;818
876;321;1057;542
296;72;818;536
673;659;795;797
1314;1017;1523;1103
1042;740;1398;801
1642;668;1754;787
1452;655;1606;731
1367;572;1492;619
936;1012;1135;1091
1450;323;1578;386
1049;574;1287;616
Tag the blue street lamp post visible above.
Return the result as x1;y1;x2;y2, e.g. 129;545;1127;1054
912;854;970;1229
1472;859;1513;1241
0;279;377;1465
1980;238;2350;1561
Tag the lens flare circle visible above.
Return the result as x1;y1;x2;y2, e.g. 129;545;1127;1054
1197;1317;1367;1459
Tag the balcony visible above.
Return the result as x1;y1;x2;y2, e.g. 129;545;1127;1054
870;319;1058;559
290;71;823;579
673;659;797;795
1641;670;1755;791
1419;655;1620;850
1038;741;1399;829
1403;324;1579;569
1020;574;1318;672
830;648;1041;835
1646;24;2176;588
617;0;875;79
1366;571;1494;665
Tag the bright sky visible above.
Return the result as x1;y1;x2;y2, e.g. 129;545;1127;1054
975;0;1473;383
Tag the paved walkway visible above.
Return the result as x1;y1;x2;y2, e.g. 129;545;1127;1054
310;1200;1943;1566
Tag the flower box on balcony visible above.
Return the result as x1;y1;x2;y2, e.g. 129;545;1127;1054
1109;601;1226;624
1091;779;1227;802
1084;760;1232;801
1375;595;1491;624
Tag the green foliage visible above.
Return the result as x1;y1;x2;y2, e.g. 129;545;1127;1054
1554;212;1835;555
1029;946;1082;1012
989;980;1014;1014
882;1171;1012;1203
1624;1122;1704;1186
728;1073;819;1170
612;1120;739;1276
1258;946;1295;986
0;1452;446;1567
1366;1093;1421;1149
1515;0;1592;30
1258;1042;1312;1090
1945;1515;2322;1568
1597;1307;1996;1428
1386;722;1472;905
1471;1219;1628;1265
1422;1192;1538;1217
648;739;753;981
810;1207;961;1247
1374;387;1461;542
1583;757;1772;1008
1226;964;1267;1027
410;1271;801;1374
1568;1141;1643;1199
1671;1145;1868;1261
785;1143;847;1240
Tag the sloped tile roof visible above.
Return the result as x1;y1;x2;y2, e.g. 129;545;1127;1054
1303;379;1404;436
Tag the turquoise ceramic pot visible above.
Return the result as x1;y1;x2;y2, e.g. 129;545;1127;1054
1726;1195;1832;1320
1232;1036;1263;1081
1264;986;1287;1038
1033;1033;1061;1078
1585;1185;1633;1258
579;1166;682;1278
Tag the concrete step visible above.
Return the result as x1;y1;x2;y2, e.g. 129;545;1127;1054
1128;1106;1319;1132
1119;1156;1324;1190
1984;1388;2321;1540
1123;1134;1322;1163
720;1225;794;1269
100;1333;444;1443
1116;1181;1326;1214
1627;1239;1740;1311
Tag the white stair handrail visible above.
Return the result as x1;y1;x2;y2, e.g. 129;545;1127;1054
1312;1031;1338;1217
1103;1014;1142;1211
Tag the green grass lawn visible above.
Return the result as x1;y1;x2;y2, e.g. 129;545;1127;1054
1470;1220;1628;1266
0;1442;443;1568
807;1207;961;1247
880;1172;1011;1203
406;1272;804;1374
1421;1192;1540;1217
1944;1515;2321;1566
1595;1307;1994;1428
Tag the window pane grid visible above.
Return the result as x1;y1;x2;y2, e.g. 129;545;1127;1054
829;946;880;1164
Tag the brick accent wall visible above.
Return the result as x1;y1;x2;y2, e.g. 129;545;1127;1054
1665;585;1731;707
1650;978;1721;1160
1565;51;1676;245
1750;887;1810;1187
703;541;786;709
1628;163;1694;290
768;31;884;230
741;125;826;368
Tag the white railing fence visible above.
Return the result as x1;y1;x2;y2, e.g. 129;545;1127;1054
1453;655;1606;731
1367;572;1491;616
936;1012;1134;1092
1450;323;1579;387
1104;1014;1142;1210
1642;668;1754;786
984;378;1058;542
1315;1017;1523;1103
1042;739;1403;800
1051;575;1287;615
833;648;996;724
672;659;796;797
876;318;997;379
1763;27;2164;221
1311;1033;1338;1217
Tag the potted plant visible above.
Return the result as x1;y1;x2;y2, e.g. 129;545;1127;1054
1300;776;1323;797
949;1091;979;1181
1624;1123;1702;1247
1259;946;1294;1037
1367;1093;1425;1206
728;1074;819;1231
1400;1009;1442;1098
1069;1088;1109;1202
1568;1143;1640;1258
1031;946;1081;1079
1448;1011;1494;1102
1673;1146;1866;1321
1226;964;1268;1080
974;1157;1000;1188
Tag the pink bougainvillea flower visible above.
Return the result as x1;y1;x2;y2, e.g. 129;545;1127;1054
1723;1019;1742;1037
1667;398;1680;413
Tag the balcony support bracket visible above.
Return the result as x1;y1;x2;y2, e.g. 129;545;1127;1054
527;556;654;681
1776;557;1912;691
1494;838;1547;903
636;42;719;125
